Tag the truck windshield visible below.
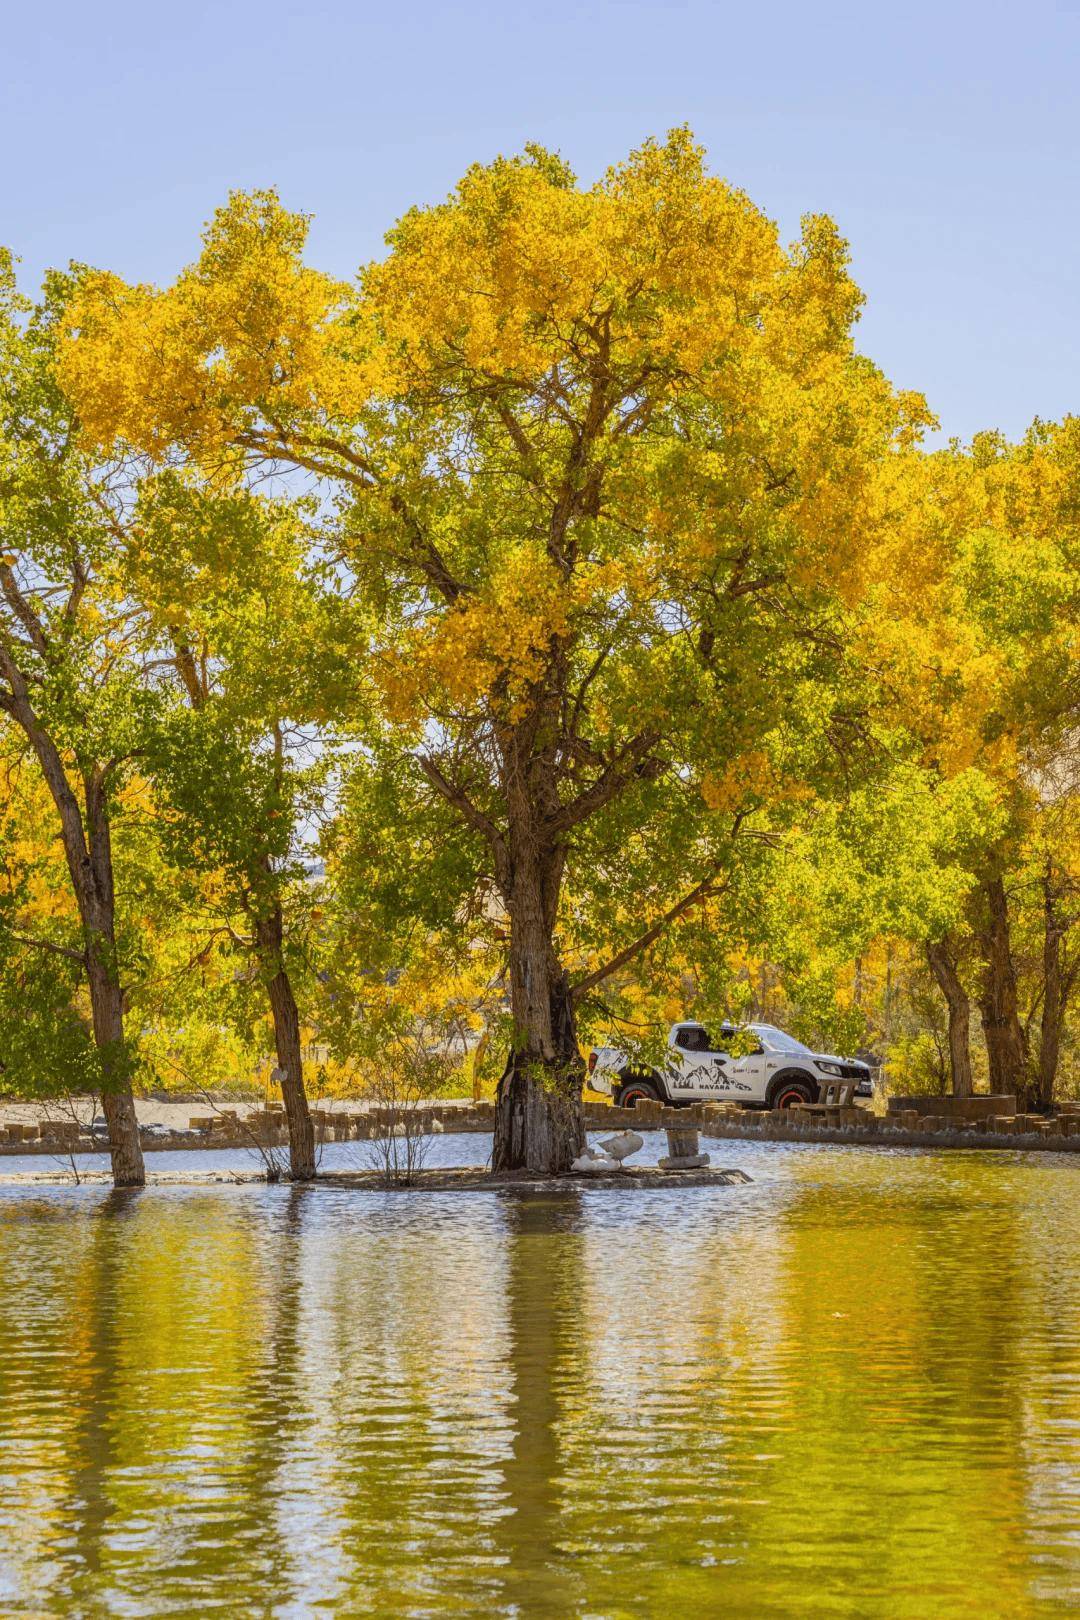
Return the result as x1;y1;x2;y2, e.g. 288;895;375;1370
755;1026;812;1055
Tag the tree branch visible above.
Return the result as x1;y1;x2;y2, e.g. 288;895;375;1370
235;428;468;605
0;562;49;658
728;571;786;599
495;400;537;464
233;431;371;491
417;755;508;878
169;630;207;708
2;926;86;968
388;493;467;605
571;870;729;1002
549;730;665;834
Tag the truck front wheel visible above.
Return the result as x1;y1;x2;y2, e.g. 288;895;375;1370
615;1075;663;1108
767;1074;816;1109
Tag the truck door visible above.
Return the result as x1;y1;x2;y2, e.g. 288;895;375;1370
717;1044;766;1102
687;1026;767;1103
668;1025;730;1100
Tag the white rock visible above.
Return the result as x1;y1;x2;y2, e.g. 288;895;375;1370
658;1152;711;1170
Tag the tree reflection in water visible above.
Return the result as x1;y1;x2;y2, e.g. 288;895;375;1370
0;1148;1078;1618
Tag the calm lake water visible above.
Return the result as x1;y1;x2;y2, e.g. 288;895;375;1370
0;1140;1078;1618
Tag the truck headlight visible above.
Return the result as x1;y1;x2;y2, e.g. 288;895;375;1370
816;1060;843;1077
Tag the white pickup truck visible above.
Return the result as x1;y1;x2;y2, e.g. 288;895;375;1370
587;1021;872;1110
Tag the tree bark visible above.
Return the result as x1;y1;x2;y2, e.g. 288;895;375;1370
493;967;585;1175
978;876;1031;1107
85;946;144;1186
926;938;974;1098
255;904;316;1180
0;675;145;1187
75;781;145;1186
492;833;585;1176
1036;862;1069;1112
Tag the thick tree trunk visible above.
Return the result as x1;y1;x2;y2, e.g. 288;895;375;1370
255;906;315;1180
978;876;1031;1107
926;939;974;1098
6;688;145;1186
492;841;585;1176
1037;864;1066;1112
493;966;585;1175
80;772;145;1187
85;945;144;1186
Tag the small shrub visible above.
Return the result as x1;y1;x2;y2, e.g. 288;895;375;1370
360;1036;452;1185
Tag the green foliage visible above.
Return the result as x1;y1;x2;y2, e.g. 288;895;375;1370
2;146;1079;1109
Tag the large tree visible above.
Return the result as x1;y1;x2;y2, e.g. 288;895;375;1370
130;476;352;1178
62;133;925;1171
0;259;150;1184
856;422;1080;1104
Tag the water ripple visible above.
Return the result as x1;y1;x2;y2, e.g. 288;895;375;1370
0;1145;1077;1616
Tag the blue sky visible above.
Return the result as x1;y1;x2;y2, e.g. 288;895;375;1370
4;0;1078;442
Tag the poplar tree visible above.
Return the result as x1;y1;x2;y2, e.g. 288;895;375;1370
61;133;926;1171
0;260;148;1183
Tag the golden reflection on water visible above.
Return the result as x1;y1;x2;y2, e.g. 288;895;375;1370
0;1145;1078;1618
